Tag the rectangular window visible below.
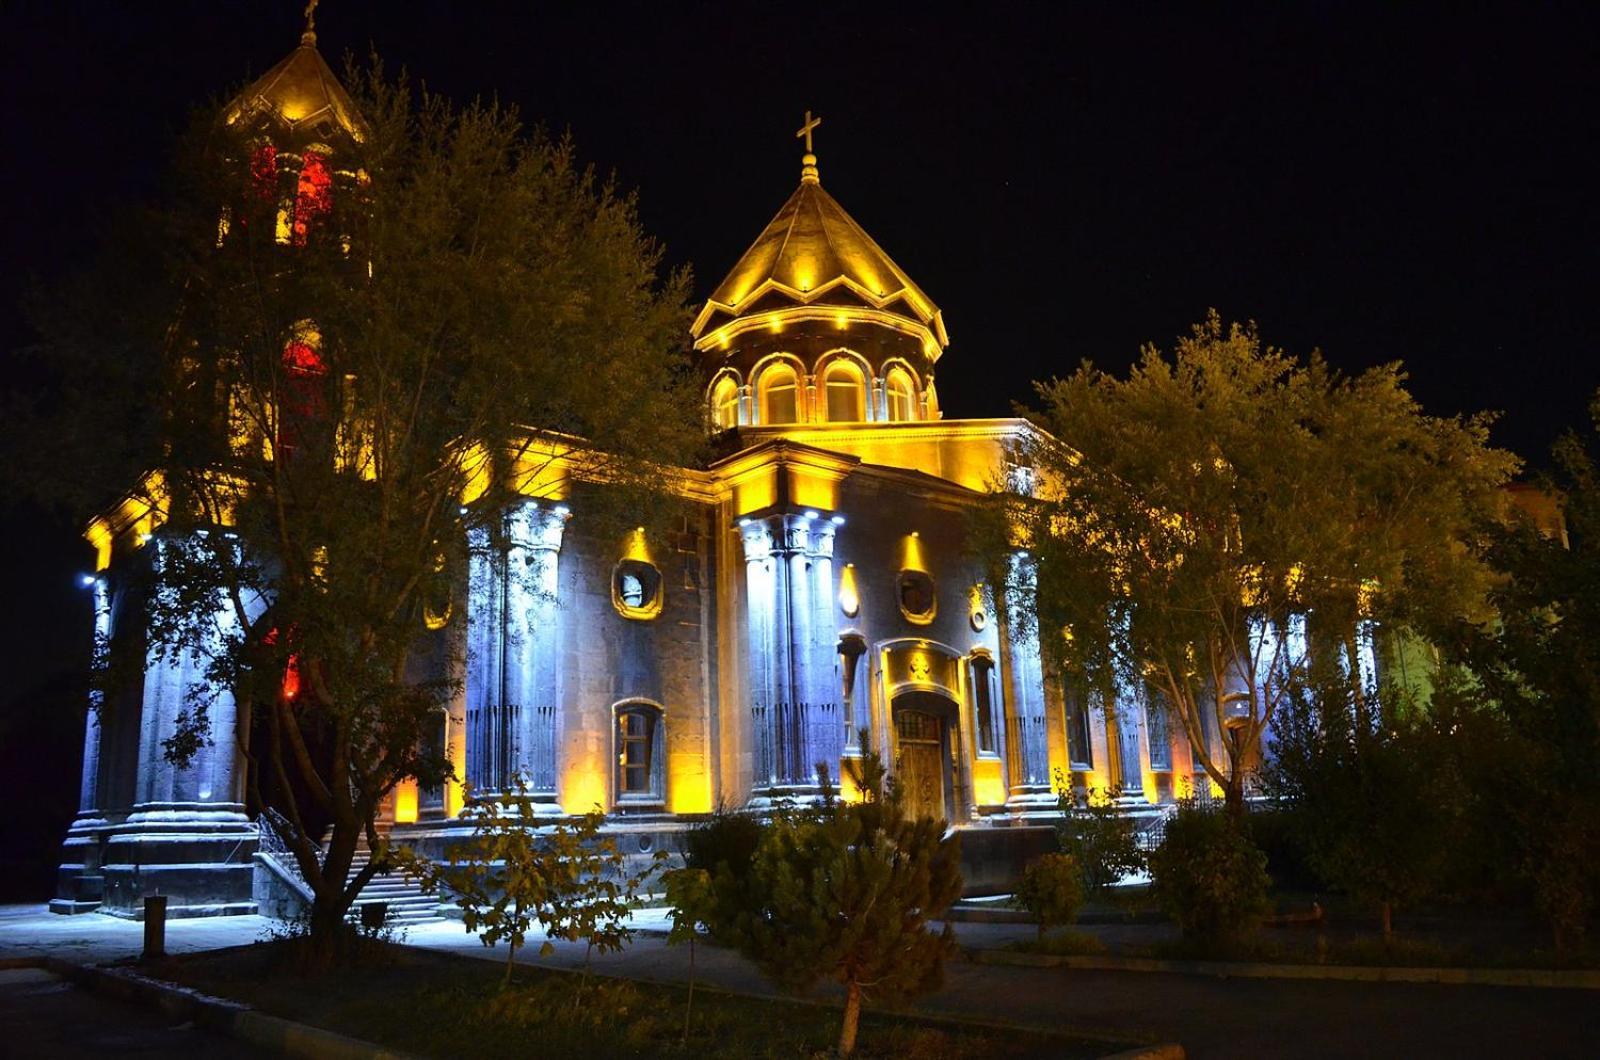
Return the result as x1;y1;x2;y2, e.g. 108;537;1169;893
617;707;660;799
1066;689;1093;769
971;657;997;754
1145;686;1173;772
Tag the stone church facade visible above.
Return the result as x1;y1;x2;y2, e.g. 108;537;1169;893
54;30;1204;919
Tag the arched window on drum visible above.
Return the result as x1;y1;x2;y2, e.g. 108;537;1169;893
885;366;917;422
758;363;800;425
710;376;740;430
823;360;866;422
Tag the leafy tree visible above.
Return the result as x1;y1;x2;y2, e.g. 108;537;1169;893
1147;800;1271;947
1014;853;1085;941
994;312;1515;816
15;58;698;957
402;776;654;988
708;742;963;1057
1264;684;1460;940
661;866;713;1042
1450;391;1600;951
1053;772;1145;896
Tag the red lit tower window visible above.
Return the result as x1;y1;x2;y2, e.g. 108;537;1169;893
292;150;332;245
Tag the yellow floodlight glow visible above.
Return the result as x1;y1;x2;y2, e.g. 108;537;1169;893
622;527;653;564
668;755;712;814
838;563;860;617
392;778;419;824
562;762;608;816
87;520;113;572
899;531;928;574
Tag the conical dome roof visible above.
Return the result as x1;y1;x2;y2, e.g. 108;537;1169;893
691;159;948;360
224;30;368;144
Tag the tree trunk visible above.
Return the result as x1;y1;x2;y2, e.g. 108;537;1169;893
307;895;346;969
1381;901;1393;943
503;939;518;988
1224;777;1246;823
838;979;862;1057
682;938;695;1045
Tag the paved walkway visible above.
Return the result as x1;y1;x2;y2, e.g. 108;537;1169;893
3;904;1597;1058
0;965;270;1058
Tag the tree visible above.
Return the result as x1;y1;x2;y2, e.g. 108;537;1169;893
994;312;1515;816
17;58;699;958
709;745;963;1057
402;776;654;989
1264;683;1460;940
662;866;713;1042
1450;391;1600;951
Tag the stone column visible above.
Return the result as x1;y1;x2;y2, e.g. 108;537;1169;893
502;501;568;813
740;519;779;791
102;535;260;918
805;519;843;778
738;383;754;427
464;522;507;793
1003;552;1056;816
76;578;112;820
51;577;115;914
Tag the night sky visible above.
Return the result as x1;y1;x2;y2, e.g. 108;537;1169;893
1;2;1595;890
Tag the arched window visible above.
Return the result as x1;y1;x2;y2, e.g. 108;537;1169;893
759;363;799;425
823;360;865;422
885;367;917;422
710;377;740;430
615;702;664;804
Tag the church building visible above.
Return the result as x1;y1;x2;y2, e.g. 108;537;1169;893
54;28;1201;919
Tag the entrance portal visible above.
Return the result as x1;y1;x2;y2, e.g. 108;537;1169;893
892;691;957;823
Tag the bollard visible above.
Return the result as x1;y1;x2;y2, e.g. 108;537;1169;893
142;894;167;961
361;902;388;932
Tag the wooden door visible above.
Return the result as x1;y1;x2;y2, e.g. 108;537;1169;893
896;709;946;822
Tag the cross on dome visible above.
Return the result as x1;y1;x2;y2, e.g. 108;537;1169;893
796;110;822;184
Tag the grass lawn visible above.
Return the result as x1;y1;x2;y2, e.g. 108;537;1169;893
144;940;1113;1058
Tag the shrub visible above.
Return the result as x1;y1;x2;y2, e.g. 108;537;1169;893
1147;800;1271;947
1013;929;1108;957
1053;771;1145;895
707;743;962;1057
1246;808;1325;893
683;808;768;943
401;776;655;989
1014;853;1086;940
683;807;766;874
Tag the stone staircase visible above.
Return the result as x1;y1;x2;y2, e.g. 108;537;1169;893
341;831;442;927
256;811;441;926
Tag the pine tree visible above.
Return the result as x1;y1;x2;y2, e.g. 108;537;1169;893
711;740;962;1056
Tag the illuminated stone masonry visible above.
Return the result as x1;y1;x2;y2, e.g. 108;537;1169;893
54;36;1202;917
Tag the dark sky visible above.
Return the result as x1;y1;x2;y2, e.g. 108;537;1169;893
1;2;1595;884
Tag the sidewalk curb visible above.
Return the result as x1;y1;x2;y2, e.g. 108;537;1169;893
15;956;416;1059
965;947;1600;989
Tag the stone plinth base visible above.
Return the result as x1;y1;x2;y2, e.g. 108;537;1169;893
96;802;258;918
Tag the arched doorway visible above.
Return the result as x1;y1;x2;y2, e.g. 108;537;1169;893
892;690;957;823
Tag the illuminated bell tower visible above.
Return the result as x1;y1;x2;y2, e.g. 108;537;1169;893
53;14;373;919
